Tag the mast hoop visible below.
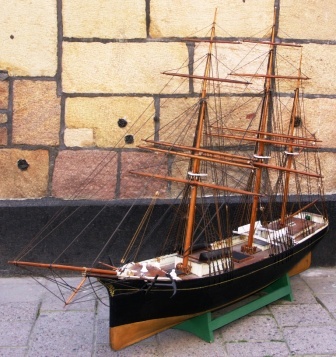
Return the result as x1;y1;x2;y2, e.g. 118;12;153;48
253;154;271;160
284;151;300;156
188;172;208;177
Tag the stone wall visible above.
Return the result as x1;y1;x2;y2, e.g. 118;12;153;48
0;0;335;201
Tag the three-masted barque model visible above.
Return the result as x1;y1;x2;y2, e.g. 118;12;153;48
10;9;329;350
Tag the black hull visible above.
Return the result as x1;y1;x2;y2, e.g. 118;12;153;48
101;226;327;330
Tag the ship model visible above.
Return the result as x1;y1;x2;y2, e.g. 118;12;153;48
9;9;329;351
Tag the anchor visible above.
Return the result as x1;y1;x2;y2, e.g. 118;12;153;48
144;273;177;298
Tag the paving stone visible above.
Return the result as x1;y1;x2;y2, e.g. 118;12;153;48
94;344;119;356
221;315;283;342
27;310;95;357
301;274;336;294
225;341;290;357
286;275;320;305
0;277;45;303
157;328;228;356
301;267;336;278
40;277;97;312
315;293;336;313
0;301;39;322
0;347;28;357
283;325;336;355
96;319;109;344
270;303;336;327
96;297;110;320
269;275;318;306
0;321;33;347
40;290;97;312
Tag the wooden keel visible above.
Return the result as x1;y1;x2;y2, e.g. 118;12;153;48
110;313;200;350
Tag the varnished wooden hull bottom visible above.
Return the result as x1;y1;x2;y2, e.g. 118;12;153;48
288;252;311;276
102;226;328;351
110;313;199;350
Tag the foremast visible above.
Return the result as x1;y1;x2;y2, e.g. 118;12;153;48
181;10;218;272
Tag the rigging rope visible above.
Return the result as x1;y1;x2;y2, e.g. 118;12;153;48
120;192;160;264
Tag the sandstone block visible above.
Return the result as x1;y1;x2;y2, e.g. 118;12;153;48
0;81;8;109
159;95;263;144
120;151;168;199
277;44;336;95
301;44;336;95
62;42;188;94
0;113;7;124
0;149;49;198
320;152;336;194
13;80;60;145
64;128;94;147
193;41;267;94
63;0;146;39
65;97;155;148
159;97;197;146
52;150;118;200
280;1;336;40
0;0;57;76
150;0;274;38
0;127;7;145
303;98;336;149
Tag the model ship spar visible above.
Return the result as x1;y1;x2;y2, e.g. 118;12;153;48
10;10;328;351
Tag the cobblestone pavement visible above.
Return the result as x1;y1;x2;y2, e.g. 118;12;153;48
1;267;336;357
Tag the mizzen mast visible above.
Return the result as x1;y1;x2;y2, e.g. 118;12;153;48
280;52;303;225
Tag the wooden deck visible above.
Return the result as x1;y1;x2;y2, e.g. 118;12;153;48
118;215;326;281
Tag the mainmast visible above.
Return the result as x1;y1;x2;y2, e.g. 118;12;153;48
181;10;217;271
242;11;277;253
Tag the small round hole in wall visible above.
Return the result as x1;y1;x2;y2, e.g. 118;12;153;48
125;135;134;144
17;159;29;171
118;118;128;128
294;116;302;127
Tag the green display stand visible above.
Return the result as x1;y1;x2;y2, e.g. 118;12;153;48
174;274;293;342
